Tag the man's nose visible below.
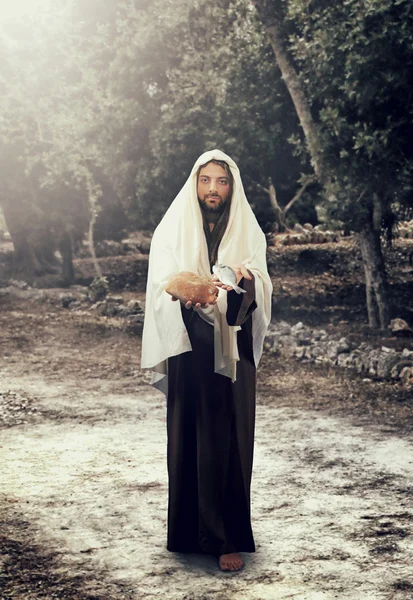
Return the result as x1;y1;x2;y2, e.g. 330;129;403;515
209;180;217;193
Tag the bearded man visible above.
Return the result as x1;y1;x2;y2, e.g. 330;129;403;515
141;149;272;572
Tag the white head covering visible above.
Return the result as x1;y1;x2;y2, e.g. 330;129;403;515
141;149;272;394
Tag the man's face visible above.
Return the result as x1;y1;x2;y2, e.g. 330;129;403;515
197;163;231;213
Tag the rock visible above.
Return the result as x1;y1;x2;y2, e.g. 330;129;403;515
69;301;82;310
123;314;145;335
92;301;108;316
106;295;123;304
106;303;120;317
376;353;401;379
88;276;109;303
290;234;302;245
389;318;413;337
303;223;313;231
294;347;307;359
310;345;325;360
8;279;30;290
390;359;413;379
273;322;292;335
291;322;305;333
337;338;350;353
127;299;144;313
263;321;413;386
293;223;306;233
400;366;413;386
310;231;325;244
296;331;313;346
117;301;144;318
59;293;77;308
122;241;137;253
136;240;151;254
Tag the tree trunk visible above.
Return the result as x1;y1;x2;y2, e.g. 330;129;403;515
59;230;75;286
252;1;391;329
0;198;43;273
357;215;390;329
256;175;316;232
251;1;326;183
267;180;288;230
88;206;102;279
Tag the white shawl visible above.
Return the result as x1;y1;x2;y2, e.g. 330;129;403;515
141;149;272;394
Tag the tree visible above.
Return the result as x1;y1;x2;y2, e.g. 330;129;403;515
252;0;413;328
106;0;308;231
0;3;119;282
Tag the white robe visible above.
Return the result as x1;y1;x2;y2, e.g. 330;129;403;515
141;149;272;393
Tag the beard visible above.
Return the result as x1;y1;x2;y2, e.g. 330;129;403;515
198;194;226;214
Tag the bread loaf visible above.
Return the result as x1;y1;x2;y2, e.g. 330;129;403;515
165;271;218;305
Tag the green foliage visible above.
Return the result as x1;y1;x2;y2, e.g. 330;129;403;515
103;0;307;229
284;0;413;230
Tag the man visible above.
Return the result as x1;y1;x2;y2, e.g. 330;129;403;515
141;149;272;572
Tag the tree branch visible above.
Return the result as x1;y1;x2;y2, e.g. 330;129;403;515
250;179;269;194
283;175;316;214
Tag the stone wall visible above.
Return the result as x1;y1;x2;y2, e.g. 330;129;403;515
264;321;413;387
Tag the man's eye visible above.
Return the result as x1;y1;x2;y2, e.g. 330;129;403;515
219;180;228;185
201;178;208;183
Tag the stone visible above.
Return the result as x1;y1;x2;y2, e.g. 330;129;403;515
291;322;305;333
296;331;313;346
8;279;30;289
294;347;306;359
127;299;144;313
106;303;120;317
293;223;306;233
390;359;413;379
106;295;123;304
376;353;402;379
400;366;413;386
59;293;77;308
337;338;350;353
123;314;145;335
88;276;109;303
389;318;413;337
69;301;82;310
136;240;151;254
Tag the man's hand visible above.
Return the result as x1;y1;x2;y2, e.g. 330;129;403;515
212;264;252;292
171;297;217;310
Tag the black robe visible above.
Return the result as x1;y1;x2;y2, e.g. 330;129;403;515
166;276;257;557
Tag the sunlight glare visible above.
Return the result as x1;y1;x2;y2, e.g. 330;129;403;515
0;0;53;22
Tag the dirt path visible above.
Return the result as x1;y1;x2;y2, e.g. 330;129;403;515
1;300;413;599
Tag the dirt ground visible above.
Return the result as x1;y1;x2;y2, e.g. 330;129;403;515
0;288;412;600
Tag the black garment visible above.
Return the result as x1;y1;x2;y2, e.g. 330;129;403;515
166;277;257;557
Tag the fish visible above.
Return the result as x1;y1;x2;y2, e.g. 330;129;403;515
212;264;246;294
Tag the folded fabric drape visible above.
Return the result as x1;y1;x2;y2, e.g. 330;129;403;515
141;149;273;393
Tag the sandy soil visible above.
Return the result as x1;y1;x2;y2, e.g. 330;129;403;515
1;296;413;600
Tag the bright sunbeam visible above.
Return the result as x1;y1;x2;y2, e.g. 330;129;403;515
0;0;53;22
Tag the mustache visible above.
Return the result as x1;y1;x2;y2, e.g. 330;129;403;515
203;194;222;201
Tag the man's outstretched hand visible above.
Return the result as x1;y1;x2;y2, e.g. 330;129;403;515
171;297;217;310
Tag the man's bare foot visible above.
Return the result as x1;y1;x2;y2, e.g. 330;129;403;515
219;552;244;572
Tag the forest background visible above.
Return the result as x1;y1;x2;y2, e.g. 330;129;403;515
1;0;413;329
